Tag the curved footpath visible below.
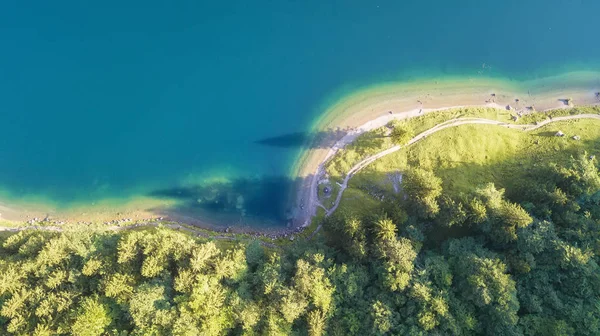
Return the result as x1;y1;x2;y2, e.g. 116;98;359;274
307;114;600;237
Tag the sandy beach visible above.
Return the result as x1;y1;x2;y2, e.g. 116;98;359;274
290;71;600;227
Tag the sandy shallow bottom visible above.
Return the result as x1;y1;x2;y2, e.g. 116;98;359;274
2;72;599;233
0;195;292;235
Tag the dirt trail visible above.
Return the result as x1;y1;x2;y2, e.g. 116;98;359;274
322;114;600;217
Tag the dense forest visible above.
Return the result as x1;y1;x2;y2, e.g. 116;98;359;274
0;151;599;335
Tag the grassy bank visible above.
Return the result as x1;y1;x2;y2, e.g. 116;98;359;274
337;115;600;215
325;105;599;186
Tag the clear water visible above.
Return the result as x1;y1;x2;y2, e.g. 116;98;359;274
1;0;599;226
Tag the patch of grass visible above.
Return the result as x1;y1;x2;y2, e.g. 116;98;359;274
334;187;381;218
324;107;515;182
405;124;526;195
296;209;324;240
319;183;340;209
325;126;391;182
336;118;600;210
350;170;404;198
403;107;513;134
516;105;600;124
212;239;242;250
0;220;23;228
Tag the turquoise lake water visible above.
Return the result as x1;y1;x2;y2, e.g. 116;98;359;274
1;0;599;226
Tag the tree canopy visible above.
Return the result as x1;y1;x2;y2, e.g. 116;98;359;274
0;151;599;335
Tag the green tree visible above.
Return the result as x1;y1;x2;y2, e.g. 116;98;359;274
378;237;417;292
475;183;533;245
371;301;393;335
554;152;600;197
293;255;335;314
403;168;443;218
307;309;326;336
71;297;111;336
127;284;174;334
446;238;520;335
436;195;467;227
324;214;368;259
390;122;415;145
372;216;397;242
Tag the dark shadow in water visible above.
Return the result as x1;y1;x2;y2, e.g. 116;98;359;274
147;175;314;229
255;127;354;149
149;132;598;232
255;132;310;148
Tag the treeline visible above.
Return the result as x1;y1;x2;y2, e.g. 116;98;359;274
0;153;599;335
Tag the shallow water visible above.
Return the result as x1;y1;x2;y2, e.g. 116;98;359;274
1;0;599;227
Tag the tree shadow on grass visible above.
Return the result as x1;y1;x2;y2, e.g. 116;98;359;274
535;131;562;137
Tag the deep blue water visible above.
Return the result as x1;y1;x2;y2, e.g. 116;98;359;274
1;0;599;226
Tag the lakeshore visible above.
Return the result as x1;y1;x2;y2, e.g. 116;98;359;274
1;72;599;235
4;1;600;333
